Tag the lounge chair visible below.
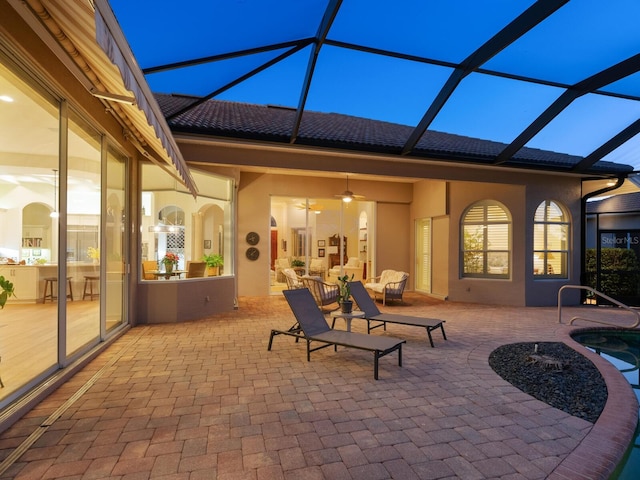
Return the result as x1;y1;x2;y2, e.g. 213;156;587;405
349;281;447;348
269;288;406;379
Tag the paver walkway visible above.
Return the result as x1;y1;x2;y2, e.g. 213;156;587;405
0;293;636;479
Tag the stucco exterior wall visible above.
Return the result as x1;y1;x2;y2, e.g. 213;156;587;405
236;172;412;296
374;202;411;280
524;177;583;306
411;179;449;299
447;181;526;306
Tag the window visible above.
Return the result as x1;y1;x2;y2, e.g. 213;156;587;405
140;164;233;280
534;200;569;278
461;201;511;278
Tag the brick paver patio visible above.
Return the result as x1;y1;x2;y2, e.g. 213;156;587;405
0;293;636;479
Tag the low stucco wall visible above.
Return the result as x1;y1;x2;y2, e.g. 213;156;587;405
136;276;236;323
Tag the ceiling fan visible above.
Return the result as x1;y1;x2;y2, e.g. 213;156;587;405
295;203;324;213
335;175;365;203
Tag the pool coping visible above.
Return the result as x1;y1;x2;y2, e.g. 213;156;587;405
550;325;640;479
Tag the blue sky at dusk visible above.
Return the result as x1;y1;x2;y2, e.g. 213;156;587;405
110;0;640;170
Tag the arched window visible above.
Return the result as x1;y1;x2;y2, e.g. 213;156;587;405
534;200;569;278
461;201;511;278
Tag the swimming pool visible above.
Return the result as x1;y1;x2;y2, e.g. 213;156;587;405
572;329;640;480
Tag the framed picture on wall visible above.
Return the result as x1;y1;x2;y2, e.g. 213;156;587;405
203;239;211;249
318;248;325;257
318;240;325;247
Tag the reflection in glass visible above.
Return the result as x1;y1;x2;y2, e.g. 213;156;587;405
66;110;101;356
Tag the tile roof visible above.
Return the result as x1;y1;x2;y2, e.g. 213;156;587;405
586;191;640;213
156;93;633;175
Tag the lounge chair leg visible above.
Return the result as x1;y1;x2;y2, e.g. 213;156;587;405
374;352;379;380
426;329;435;348
441;324;447;340
268;330;275;350
398;344;402;367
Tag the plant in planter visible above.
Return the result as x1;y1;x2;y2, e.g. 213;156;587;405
0;275;16;309
337;274;355;313
291;258;305;268
202;253;223;276
161;252;180;274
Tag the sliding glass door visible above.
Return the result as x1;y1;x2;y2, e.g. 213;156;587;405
270;196;373;292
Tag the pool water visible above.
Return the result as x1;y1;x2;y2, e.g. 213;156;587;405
572;330;640;480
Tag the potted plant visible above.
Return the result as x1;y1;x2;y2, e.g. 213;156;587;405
0;275;15;309
87;246;100;265
202;253;223;276
291;258;305;268
337;274;355;313
161;252;180;275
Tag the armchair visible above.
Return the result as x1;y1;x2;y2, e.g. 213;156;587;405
328;257;364;283
283;268;304;289
364;270;408;305
142;260;158;280
302;276;340;311
275;257;291;283
308;258;325;279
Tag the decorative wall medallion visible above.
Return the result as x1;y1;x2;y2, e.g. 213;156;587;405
246;231;260;245
246;247;260;260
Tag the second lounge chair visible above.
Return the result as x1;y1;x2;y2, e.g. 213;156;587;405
349;281;447;348
269;288;406;379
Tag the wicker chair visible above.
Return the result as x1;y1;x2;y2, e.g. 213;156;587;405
365;270;409;305
283;268;304;289
302;276;339;311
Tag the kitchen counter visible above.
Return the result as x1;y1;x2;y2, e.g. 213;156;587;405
0;263;100;303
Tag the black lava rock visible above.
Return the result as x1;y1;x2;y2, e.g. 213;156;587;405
489;342;607;423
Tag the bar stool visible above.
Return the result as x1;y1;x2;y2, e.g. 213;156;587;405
82;275;100;300
43;276;73;303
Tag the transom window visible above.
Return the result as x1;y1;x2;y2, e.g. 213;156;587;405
461;201;511;278
533;200;569;278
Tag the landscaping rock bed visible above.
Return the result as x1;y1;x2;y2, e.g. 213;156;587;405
489;341;607;423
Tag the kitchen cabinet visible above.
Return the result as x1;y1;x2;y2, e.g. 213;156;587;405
0;266;38;303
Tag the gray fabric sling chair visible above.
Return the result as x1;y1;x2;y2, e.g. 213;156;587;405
268;288;406;379
349;281;447;348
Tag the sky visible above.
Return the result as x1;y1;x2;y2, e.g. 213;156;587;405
109;0;640;171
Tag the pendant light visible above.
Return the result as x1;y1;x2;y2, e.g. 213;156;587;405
50;169;59;218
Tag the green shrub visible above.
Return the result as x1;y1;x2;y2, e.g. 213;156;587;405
585;248;640;297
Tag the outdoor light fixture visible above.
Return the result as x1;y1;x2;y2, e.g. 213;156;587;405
50;169;59;218
91;90;136;105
